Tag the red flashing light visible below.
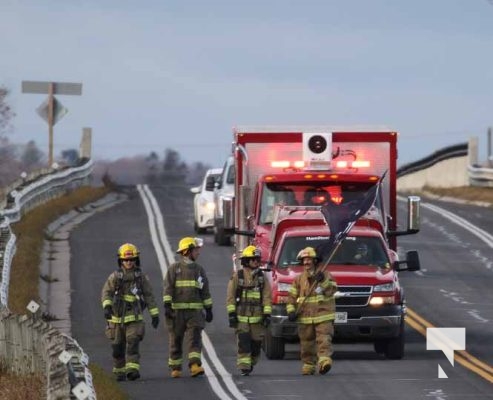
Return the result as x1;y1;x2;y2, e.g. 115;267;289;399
335;160;371;169
271;161;290;168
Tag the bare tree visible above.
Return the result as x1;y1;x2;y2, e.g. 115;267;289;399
162;148;188;183
0;85;15;138
21;140;44;169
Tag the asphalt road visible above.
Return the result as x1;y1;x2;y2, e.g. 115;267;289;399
70;185;493;399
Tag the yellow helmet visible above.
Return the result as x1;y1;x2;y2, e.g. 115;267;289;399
297;246;317;260
118;243;139;260
176;237;203;254
240;245;261;259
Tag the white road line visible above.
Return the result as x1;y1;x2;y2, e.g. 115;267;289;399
398;196;493;248
422;202;493;248
138;184;247;400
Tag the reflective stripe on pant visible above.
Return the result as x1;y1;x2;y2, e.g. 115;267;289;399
107;321;145;372
297;321;334;367
236;321;265;369
167;309;205;369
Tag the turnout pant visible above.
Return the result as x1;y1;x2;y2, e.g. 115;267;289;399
236;322;265;370
298;321;334;368
105;321;145;375
166;309;205;370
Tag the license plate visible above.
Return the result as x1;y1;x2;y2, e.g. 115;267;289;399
334;312;348;324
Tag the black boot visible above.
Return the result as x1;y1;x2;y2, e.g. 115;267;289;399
127;370;141;381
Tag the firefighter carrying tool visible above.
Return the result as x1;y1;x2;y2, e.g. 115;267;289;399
101;243;160;381
163;237;213;378
227;245;272;376
286;247;337;376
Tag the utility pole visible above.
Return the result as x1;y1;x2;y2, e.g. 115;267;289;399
22;80;82;167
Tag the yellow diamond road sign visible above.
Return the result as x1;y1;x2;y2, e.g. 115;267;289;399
36;96;68;126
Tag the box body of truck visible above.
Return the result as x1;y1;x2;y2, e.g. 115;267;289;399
225;127;420;359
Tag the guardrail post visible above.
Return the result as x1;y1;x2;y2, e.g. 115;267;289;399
488;127;492;168
469;136;478;166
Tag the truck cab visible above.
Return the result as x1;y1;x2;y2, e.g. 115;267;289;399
262;206;420;360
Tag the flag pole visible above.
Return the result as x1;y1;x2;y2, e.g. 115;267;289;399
294;231;346;317
293;175;384;317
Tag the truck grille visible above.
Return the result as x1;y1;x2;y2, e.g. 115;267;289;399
335;285;372;307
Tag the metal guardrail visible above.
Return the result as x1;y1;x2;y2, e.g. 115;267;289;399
397;142;468;177
397;141;493;187
468;164;493;187
0;159;96;400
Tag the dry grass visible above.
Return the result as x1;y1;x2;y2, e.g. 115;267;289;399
422;186;493;205
89;363;129;400
5;184;128;400
9;186;109;314
0;362;44;400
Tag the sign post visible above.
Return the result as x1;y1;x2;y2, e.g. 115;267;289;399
22;80;82;166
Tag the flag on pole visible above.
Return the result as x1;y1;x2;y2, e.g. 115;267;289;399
317;178;382;263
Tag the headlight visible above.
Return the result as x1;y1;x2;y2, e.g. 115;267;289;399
369;296;395;305
373;283;394;292
277;282;292;292
205;202;215;210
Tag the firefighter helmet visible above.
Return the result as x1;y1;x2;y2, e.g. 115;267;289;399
240;245;261;259
176;237;203;254
118;243;139;260
297;246;317;260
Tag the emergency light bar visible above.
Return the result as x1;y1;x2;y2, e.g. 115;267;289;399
270;160;372;170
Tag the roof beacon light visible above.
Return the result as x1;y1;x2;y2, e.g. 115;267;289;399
271;161;290;168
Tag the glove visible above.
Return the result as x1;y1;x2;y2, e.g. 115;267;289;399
164;303;174;319
205;308;213;323
104;306;113;320
228;312;238;328
262;314;271;328
151;315;160;329
314;271;325;282
288;312;297;322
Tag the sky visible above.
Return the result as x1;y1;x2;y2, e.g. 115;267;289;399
1;0;493;168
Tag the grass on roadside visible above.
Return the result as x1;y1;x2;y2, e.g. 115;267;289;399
6;184;128;400
0;362;45;400
422;185;493;205
9;185;110;314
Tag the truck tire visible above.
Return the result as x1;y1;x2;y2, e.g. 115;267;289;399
262;330;285;360
194;221;206;234
373;340;386;355
383;321;405;360
214;221;230;246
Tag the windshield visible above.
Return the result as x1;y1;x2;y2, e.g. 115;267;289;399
226;164;235;184
259;181;380;224
278;236;390;269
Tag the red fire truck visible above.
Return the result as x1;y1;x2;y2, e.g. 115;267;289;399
221;127;421;359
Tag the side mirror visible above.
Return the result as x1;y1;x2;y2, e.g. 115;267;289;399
387;196;421;237
205;177;216;191
261;263;273;272
190;186;200;194
394;250;420;271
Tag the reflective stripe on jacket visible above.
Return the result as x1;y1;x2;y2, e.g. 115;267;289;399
163;258;213;310
101;268;159;323
286;268;337;323
226;267;272;320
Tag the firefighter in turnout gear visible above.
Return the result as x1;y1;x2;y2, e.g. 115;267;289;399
226;245;272;376
286;247;337;376
101;243;160;381
163;237;213;378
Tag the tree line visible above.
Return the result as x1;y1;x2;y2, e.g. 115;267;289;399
0;85;210;188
